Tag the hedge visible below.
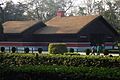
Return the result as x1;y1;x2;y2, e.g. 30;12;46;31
1;64;120;80
24;48;29;53
11;47;16;53
1;53;120;68
48;43;67;54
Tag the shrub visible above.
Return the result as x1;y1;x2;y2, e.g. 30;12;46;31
85;49;91;55
11;47;16;53
48;43;67;54
103;49;109;55
1;47;5;52
38;48;43;53
69;48;74;53
2;53;120;68
109;55;113;57
2;65;120;80
24;48;29;53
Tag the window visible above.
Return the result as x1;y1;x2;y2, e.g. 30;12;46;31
80;36;87;38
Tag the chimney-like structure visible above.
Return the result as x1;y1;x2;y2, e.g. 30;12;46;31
56;10;65;17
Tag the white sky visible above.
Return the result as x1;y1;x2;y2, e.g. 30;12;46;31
0;0;83;3
1;0;114;5
0;0;25;4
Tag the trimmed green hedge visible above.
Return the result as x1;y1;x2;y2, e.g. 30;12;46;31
1;64;120;80
48;43;68;54
1;53;120;68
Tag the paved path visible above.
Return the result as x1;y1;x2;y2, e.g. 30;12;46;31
79;52;119;56
42;51;120;56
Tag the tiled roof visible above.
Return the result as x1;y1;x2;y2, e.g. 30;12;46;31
3;20;39;33
34;15;98;34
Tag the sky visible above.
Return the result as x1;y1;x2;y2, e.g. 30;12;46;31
1;0;78;4
0;0;112;9
0;0;25;4
1;0;114;5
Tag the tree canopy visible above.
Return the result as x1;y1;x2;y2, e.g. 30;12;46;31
0;0;120;32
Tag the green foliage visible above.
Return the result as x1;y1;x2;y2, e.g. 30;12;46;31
24;48;29;53
4;1;27;21
1;47;5;52
11;47;16;53
0;22;3;33
1;53;120;79
48;43;68;54
85;49;91;55
103;49;109;55
38;48;43;53
69;48;74;53
1;64;120;79
1;53;120;68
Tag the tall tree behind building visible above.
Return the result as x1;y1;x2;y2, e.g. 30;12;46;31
3;1;27;21
77;0;120;32
0;4;3;33
25;0;74;21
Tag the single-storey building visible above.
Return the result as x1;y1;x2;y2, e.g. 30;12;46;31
0;12;119;52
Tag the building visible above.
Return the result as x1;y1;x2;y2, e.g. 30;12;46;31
0;13;118;52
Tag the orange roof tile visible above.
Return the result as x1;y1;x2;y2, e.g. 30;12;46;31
3;20;39;33
34;15;98;34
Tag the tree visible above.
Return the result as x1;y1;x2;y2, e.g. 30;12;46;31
0;3;4;22
81;0;120;32
25;0;74;21
0;22;3;34
4;1;27;21
83;0;95;15
93;1;105;15
102;1;120;30
77;7;86;16
0;4;4;33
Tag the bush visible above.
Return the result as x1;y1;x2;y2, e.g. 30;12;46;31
48;43;68;54
11;47;16;53
38;48;43;53
1;47;5;52
103;49;109;55
24;48;29;53
2;65;120;80
69;48;74;53
85;49;91;55
2;53;120;68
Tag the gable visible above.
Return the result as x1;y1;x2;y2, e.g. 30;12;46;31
78;16;118;36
